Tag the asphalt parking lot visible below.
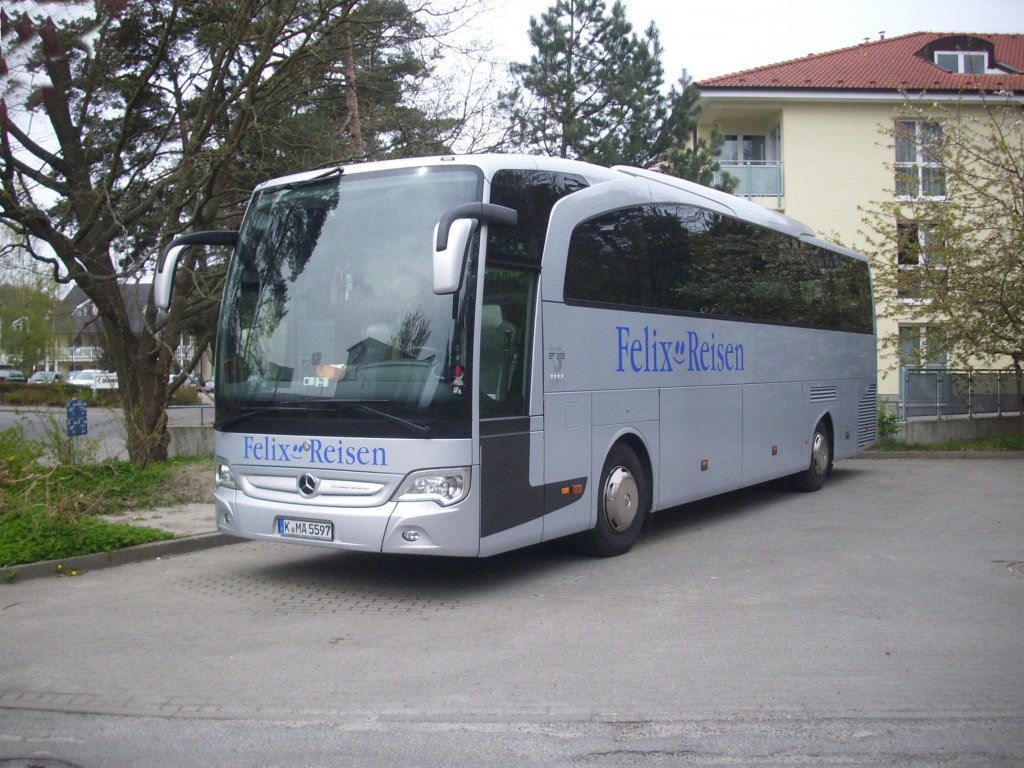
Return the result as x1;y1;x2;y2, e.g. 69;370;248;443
1;456;1022;767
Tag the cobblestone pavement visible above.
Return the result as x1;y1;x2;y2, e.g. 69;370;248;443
1;458;1022;766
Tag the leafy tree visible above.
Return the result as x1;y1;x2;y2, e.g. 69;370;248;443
0;0;475;466
0;280;62;372
503;0;666;166
860;91;1024;419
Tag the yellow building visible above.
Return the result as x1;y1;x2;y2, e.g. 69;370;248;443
695;32;1024;408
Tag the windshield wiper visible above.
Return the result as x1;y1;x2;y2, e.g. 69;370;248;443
350;403;431;436
217;399;432;436
214;403;307;430
308;399;432;436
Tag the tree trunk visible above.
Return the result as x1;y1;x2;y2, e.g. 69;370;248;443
343;29;365;161
100;314;172;468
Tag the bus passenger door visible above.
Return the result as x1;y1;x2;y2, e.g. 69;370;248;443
478;266;545;549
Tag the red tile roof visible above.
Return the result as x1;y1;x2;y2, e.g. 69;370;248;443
697;32;1024;93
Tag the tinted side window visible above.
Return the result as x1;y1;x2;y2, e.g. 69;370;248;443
488;170;588;266
565;204;872;333
564;207;650;306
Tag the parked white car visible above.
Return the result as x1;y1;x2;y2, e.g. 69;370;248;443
67;369;100;386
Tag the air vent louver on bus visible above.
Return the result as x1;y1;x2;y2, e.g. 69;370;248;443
858;384;878;448
809;385;838;403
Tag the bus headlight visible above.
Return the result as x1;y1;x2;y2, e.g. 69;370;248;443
393;467;470;507
215;460;239;490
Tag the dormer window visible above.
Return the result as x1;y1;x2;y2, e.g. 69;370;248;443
919;36;1001;74
933;50;988;74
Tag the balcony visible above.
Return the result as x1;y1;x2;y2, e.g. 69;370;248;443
714;161;784;206
58;346;104;364
55;344;197;367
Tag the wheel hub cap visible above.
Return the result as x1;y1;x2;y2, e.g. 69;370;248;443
603;467;639;532
811;432;829;475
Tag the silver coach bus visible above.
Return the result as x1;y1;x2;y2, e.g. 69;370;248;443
156;155;876;558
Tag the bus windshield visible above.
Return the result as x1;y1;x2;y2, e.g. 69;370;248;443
215;165;483;438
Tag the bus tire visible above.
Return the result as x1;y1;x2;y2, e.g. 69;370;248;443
792;419;832;492
579;443;647;557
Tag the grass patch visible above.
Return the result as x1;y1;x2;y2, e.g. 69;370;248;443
1;426;211;568
873;433;1024;452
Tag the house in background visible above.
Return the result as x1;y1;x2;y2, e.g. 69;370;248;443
58;283;208;382
694;32;1024;409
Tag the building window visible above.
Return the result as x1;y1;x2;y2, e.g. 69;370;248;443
896;220;944;267
899;325;947;368
895;120;945;198
896;220;946;301
720;133;768;164
934;50;988;74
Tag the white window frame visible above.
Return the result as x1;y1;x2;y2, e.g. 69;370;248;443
894;120;945;200
896;219;944;268
719;132;776;164
933;50;988;74
899;324;947;369
896;219;946;305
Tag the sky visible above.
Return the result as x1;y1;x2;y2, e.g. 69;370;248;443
468;0;1024;82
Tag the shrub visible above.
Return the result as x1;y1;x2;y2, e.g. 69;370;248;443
877;401;901;441
0;426;177;567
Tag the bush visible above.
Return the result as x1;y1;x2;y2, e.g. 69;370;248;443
170;386;202;405
0;382;120;407
0;426;180;567
877;401;901;441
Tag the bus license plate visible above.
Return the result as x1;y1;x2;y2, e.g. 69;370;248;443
278;518;333;541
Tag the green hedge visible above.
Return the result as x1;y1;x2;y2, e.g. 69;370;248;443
0;382;202;407
0;382;121;407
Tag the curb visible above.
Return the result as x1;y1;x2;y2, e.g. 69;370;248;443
2;532;240;585
856;451;1024;460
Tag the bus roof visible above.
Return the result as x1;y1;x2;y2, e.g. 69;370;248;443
253;154;820;242
611;164;816;239
253;154;623;193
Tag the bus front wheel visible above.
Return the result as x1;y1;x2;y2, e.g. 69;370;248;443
792;419;832;492
579;443;647;557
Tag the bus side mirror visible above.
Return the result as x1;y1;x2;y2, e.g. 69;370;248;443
432;218;477;294
154;230;239;310
432;203;518;295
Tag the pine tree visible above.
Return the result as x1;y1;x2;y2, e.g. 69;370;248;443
504;0;666;167
503;0;732;185
657;73;736;191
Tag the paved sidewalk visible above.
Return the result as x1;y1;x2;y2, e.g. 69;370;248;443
101;501;219;538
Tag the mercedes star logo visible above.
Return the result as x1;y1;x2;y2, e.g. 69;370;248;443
297;473;319;497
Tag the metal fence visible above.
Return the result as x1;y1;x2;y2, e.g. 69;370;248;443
900;368;1023;419
167;404;215;426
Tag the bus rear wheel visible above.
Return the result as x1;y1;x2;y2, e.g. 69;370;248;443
579;443;647;557
792;419;832;492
